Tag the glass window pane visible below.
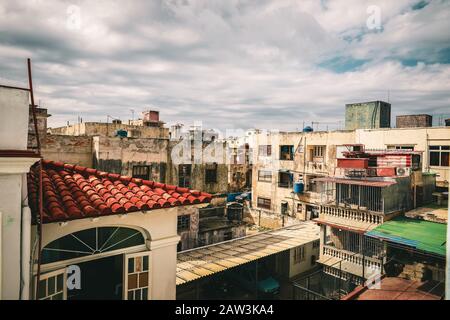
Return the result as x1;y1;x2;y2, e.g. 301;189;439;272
429;146;440;150
56;274;64;292
128;290;134;300
142;288;148;300
441;152;449;166
139;272;149;288
38;280;47;299
48;276;55;295
128;258;134;273
53;292;64;300
430;152;440;166
143;256;149;271
441;146;450;150
128;274;138;289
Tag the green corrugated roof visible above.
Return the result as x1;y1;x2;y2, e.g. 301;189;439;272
366;216;447;256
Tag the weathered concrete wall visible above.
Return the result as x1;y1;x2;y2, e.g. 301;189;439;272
167;141;229;194
177;206;199;251
396;114;432;128
50;122;169;139
289;241;320;278
41;135;93;167
27;107;49;151
251;130;355;221
345;101;391;130
93;136;168;181
198;223;246;246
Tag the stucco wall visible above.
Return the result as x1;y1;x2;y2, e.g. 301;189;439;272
42;134;93;167
0;87;29;150
93;136;168;181
251;130;355;220
289;241;320;278
50;122;169;139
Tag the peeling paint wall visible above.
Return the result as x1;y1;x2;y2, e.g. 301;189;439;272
251;130;355;221
345;101;391;130
50;122;169;139
92;136;168;182
167;141;229;194
42;134;93;167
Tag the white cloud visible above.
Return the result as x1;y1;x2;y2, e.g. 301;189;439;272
0;0;449;132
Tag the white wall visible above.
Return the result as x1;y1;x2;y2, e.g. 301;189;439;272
0;87;29;150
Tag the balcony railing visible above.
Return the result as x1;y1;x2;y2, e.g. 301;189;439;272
322;245;383;273
320;205;384;225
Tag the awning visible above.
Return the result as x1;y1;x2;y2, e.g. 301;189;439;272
313;177;396;187
176;222;320;285
366;216;446;257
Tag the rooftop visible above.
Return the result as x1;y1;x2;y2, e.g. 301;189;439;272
405;203;448;224
366;216;447;257
176;222;319;285
27;160;212;224
345;277;444;300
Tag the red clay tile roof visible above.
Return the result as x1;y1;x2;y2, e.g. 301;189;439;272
28;160;212;224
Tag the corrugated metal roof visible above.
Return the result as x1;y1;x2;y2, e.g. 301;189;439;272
176;222;320;285
366;216;446;256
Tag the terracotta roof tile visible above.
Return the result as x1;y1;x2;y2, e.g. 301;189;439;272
28;160;212;224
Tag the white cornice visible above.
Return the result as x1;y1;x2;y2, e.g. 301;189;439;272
149;235;181;250
0;157;39;174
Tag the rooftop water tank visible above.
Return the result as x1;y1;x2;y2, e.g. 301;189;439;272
116;129;128;138
303;126;314;132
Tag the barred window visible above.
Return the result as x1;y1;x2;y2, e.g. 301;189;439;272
258;170;272;182
177;215;190;231
257;197;271;210
132;165;150;180
259;145;272;157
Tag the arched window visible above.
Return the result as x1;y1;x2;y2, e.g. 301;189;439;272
42;227;145;264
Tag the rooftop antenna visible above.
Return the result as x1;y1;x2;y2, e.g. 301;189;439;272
130;109;135;121
387;90;390;103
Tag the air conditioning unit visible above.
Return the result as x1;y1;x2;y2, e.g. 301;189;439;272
396;167;411;176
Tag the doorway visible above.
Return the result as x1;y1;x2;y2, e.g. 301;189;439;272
68;254;123;300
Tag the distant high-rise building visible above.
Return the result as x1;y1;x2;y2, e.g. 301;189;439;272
345;101;391;130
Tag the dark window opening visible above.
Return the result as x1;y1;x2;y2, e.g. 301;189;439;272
429;146;450;167
280;145;294;160
179;164;192;188
132;165;150;180
205;163;218;183
223;232;233;241
278;171;293;188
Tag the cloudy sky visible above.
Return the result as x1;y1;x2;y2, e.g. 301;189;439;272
1;0;450;133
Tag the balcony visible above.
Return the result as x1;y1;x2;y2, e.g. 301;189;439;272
320;205;384;225
320;245;383;280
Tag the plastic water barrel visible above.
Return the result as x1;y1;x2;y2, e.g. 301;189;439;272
293;182;304;194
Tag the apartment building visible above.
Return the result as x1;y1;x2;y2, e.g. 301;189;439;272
250;130;356;228
250;124;450;229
